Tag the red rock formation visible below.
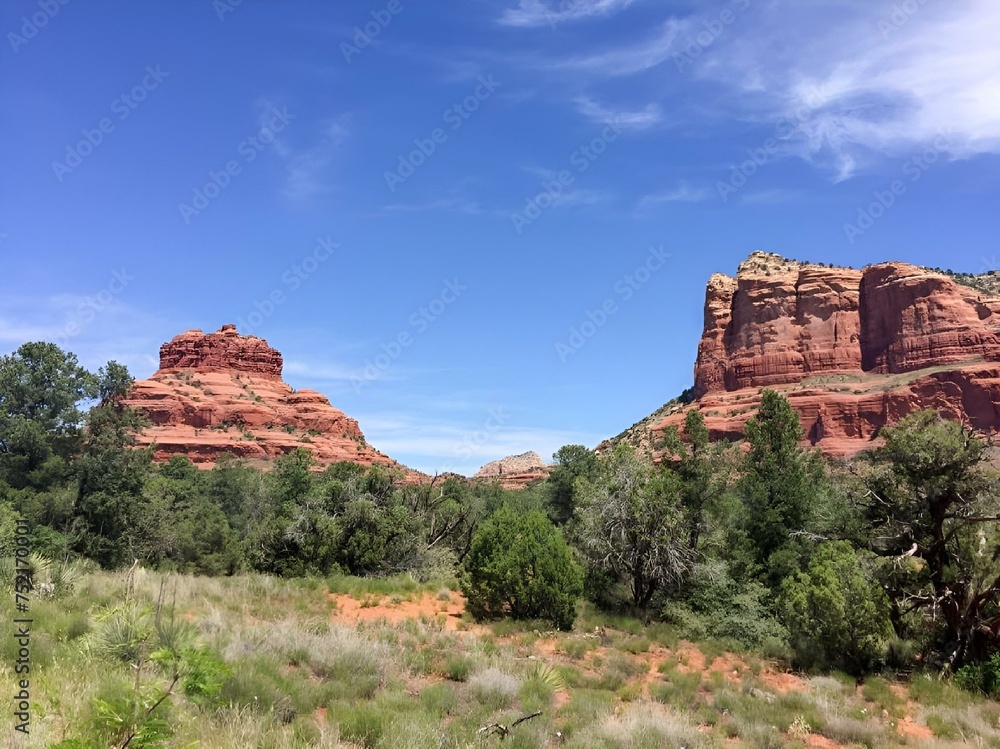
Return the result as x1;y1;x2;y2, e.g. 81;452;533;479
649;253;1000;457
860;263;1000;373
694;254;865;397
158;324;283;378
474;451;550;490
123;326;423;477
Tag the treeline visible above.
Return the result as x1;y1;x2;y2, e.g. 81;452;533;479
0;343;507;578
3;342;1000;688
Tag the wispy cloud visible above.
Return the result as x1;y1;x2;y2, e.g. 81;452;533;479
550;20;683;77
0;293;166;376
267;111;350;200
738;188;805;206
517;166;614;207
635;184;710;212
283;359;360;383
499;0;637;28
355;410;604;476
552;188;610;208
575;96;662;130
0;319;64;346
694;0;1000;180
284;358;420;388
368;196;486;217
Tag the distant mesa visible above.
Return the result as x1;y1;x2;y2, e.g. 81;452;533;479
474;451;550;490
606;252;1000;458
123;325;422;478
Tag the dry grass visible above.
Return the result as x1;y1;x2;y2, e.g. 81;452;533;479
588;703;713;748
2;569;999;748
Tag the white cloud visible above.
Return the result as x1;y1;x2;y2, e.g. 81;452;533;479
550;20;683;77
0;293;167;377
695;0;1000;179
268;113;349;201
635;184;710;212
737;188;805;206
516;170;613;207
499;0;636;28
0;319;63;346
526;2;1000;179
355;410;603;476
575;96;662;130
283;359;360;383
554;188;610;207
369;197;485;216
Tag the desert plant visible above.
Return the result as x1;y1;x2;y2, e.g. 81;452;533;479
575;444;694;609
462;505;582;630
781;542;893;674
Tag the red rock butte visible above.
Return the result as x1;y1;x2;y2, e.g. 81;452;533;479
123;324;421;477
648;253;1000;456
473;451;550;490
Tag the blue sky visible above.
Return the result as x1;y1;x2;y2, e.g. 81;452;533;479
2;0;999;475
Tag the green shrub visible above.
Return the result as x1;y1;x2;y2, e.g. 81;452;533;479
176;647;231;707
649;669;701;709
462;505;583;630
955;651;1000;697
926;712;961;740
885;637;920;670
89;680;174;749
419;683;456;717
329;702;390;748
561;636;600;659
781;542;892;675
596;704;709;749
660;561;788;650
444;654;473;681
861;676;904;719
468;667;521;710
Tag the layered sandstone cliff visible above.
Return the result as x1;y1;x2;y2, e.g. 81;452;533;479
474;451;550;490
123;325;420;475
623;253;1000;457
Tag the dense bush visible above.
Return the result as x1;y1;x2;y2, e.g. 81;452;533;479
955;652;1000;696
575;444;694;610
860;409;1000;665
781;541;893;675
462;505;583;630
661;560;787;649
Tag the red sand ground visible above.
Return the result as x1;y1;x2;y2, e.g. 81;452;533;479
328;590;471;631
325;590;933;746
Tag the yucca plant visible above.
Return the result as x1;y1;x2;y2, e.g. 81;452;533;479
90;600;152;666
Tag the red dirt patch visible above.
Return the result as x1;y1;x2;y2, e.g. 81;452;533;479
760;669;808;693
709;654;746;684
533;638;560;658
328;590;475;631
638;645;672;694
805;734;846;748
889;684;933;739
553;690;571;711
896;714;933;739
674;642;707;674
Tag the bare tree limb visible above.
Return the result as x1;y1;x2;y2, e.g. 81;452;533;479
477;711;543;740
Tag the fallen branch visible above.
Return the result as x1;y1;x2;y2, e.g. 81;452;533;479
477;711;543;739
